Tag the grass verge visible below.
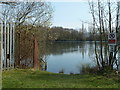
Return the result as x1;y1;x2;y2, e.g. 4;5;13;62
2;69;119;88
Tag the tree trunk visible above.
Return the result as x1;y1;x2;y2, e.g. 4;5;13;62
33;37;40;70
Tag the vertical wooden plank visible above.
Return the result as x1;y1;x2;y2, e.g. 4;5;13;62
0;21;3;90
12;23;15;68
4;21;7;69
10;22;12;68
9;23;11;68
2;22;5;69
7;23;10;69
1;21;3;70
1;21;15;70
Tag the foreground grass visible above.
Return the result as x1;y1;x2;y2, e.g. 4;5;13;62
2;69;119;88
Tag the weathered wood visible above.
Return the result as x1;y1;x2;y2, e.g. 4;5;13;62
11;23;15;68
7;23;10;69
10;23;12;68
4;21;7;69
1;21;15;70
1;21;3;70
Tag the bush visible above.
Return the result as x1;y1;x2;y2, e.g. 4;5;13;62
81;64;99;74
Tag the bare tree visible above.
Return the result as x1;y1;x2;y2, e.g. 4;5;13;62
88;0;120;70
0;1;53;26
0;1;53;69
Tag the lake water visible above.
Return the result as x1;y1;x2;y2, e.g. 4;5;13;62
45;41;98;74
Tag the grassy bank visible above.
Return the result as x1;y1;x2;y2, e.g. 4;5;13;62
2;69;119;88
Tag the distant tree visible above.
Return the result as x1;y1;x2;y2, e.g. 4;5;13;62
48;27;86;41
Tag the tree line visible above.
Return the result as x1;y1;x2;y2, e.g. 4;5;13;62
48;26;86;41
46;26;120;41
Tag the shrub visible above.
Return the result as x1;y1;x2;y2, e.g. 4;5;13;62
81;64;99;74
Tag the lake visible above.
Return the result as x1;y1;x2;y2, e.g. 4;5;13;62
45;41;99;74
14;41;119;74
43;41;120;74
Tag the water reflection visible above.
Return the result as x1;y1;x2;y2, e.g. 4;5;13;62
45;41;97;74
19;41;120;74
45;41;95;56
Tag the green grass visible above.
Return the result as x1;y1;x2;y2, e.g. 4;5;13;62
2;69;119;88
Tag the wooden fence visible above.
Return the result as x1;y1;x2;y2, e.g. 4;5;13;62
0;21;15;70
